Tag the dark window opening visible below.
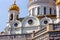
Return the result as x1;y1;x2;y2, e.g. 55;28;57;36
44;7;46;15
44;20;48;24
14;23;18;27
50;8;52;15
38;7;40;15
10;14;13;20
28;19;33;25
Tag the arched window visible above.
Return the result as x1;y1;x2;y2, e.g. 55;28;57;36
38;7;40;15
50;8;52;15
10;14;13;20
28;19;33;25
14;23;18;27
44;7;46;15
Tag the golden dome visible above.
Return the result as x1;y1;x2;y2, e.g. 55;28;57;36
9;0;19;11
9;4;19;11
56;0;60;5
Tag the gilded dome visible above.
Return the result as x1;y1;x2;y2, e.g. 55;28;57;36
56;0;60;5
9;4;19;11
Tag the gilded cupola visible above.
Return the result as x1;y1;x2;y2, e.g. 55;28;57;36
56;0;60;5
9;0;19;11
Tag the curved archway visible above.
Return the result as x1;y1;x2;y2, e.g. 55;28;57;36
22;16;40;27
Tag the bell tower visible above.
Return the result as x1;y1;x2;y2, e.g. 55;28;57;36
56;0;60;22
8;0;19;21
7;0;20;34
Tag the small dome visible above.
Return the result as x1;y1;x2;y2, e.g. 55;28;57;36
56;0;60;5
9;4;19;11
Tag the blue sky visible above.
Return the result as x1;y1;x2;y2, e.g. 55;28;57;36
0;0;28;32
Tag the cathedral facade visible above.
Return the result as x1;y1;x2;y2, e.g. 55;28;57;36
0;0;60;40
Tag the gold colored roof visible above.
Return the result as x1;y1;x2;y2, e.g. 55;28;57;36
56;0;60;5
9;0;19;11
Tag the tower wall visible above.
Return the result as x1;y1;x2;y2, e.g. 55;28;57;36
8;10;19;21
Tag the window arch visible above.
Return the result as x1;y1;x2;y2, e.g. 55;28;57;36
44;7;46;15
37;7;40;15
50;8;52;15
10;14;13;20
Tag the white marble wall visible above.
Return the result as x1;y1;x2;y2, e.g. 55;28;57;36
28;0;56;16
56;5;60;23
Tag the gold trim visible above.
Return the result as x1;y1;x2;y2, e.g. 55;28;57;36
37;15;56;19
56;0;60;5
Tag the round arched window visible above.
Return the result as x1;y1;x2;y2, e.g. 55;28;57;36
28;19;33;25
14;23;18;27
44;20;48;24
